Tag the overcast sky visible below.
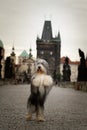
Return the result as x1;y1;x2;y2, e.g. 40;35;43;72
0;0;87;61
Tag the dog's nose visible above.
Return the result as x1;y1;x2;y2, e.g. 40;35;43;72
38;66;41;69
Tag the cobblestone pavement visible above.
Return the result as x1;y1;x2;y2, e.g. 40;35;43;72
0;84;87;130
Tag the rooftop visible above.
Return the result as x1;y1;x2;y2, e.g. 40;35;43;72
19;50;29;58
61;57;79;65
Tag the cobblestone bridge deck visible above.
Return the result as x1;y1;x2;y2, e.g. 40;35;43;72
0;85;87;130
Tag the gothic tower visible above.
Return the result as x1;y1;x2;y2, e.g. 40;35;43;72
36;21;61;76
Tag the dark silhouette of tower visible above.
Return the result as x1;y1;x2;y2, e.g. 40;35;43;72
36;21;61;76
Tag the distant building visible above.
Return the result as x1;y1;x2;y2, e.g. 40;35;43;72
36;21;61;75
18;49;35;74
18;50;29;65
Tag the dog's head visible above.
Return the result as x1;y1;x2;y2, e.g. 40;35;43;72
34;59;49;74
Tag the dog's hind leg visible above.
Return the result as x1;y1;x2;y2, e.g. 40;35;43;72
26;96;36;121
26;103;36;121
36;105;45;122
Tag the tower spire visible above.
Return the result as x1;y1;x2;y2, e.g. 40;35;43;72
10;43;16;64
42;21;53;41
29;48;32;59
58;31;61;40
11;44;15;56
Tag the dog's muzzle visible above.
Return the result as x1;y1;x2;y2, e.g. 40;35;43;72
37;66;44;73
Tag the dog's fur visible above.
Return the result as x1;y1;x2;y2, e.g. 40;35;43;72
26;59;53;121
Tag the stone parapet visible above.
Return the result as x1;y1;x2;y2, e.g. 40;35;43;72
0;80;4;86
0;80;87;92
57;82;87;92
74;82;87;91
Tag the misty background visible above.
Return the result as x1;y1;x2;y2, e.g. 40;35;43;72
0;0;87;61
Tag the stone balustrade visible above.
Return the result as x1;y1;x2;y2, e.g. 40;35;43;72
0;80;87;92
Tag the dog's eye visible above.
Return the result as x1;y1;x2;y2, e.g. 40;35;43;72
41;62;44;65
37;63;39;65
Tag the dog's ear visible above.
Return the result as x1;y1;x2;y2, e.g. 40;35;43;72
43;60;49;71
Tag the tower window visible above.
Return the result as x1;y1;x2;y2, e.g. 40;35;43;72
47;40;49;42
47;26;50;29
50;51;53;55
41;51;44;55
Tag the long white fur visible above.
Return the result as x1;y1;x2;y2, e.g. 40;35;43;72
32;74;53;96
31;59;53;96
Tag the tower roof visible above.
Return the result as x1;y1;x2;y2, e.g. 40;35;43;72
42;21;53;41
20;50;29;58
11;52;15;56
58;31;61;41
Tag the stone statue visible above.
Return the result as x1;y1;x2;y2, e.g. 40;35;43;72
62;57;71;81
77;49;87;81
0;47;4;79
4;57;13;79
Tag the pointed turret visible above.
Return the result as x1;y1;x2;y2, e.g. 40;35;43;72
42;21;53;41
10;45;16;64
29;48;33;59
58;31;61;42
11;46;16;56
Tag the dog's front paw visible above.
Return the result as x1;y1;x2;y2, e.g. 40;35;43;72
36;115;45;122
25;114;32;121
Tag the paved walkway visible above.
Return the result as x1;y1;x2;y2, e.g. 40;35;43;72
0;85;87;130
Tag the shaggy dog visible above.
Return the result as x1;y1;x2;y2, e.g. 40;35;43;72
26;59;53;121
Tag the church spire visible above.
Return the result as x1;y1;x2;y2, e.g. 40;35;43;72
29;48;32;59
11;45;15;56
10;44;16;64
